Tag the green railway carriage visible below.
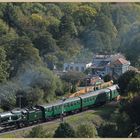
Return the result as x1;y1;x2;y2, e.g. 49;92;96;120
53;101;63;116
79;93;97;108
79;88;110;108
36;102;61;119
36;104;53;119
63;97;81;113
37;97;81;119
107;85;119;99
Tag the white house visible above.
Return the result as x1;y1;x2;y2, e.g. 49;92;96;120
63;62;92;72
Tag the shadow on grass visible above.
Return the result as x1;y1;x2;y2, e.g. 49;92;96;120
91;105;117;120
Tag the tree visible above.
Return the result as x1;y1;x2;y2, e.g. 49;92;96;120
103;74;112;82
43;54;58;70
55;76;64;96
59;15;78;37
110;111;134;137
61;71;86;84
17;66;58;102
16;88;44;107
127;74;140;93
54;122;76;138
118;70;137;96
98;122;119;137
45;4;62;19
95;13;117;40
0;47;9;82
28;126;48;138
0;19;9;36
33;32;58;56
76;123;98;138
7;36;41;78
81;30;112;53
73;5;97;27
58;34;81;57
125;34;140;67
61;71;86;92
124;96;140;126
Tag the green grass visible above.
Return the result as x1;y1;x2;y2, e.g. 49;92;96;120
0;103;117;138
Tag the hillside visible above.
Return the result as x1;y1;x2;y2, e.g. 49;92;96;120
0;3;140;110
0;3;140;138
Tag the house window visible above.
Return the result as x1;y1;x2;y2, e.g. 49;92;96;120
65;67;68;71
70;66;73;70
75;66;79;71
81;67;85;72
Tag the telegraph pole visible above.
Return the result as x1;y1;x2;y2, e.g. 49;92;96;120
61;97;66;122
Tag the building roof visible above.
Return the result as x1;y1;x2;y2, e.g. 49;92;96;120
111;58;130;66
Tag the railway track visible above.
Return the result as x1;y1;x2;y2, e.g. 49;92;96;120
0;101;118;136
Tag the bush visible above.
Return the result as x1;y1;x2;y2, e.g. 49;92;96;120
76;123;98;138
98;122;118;137
53;122;76;138
27;126;48;138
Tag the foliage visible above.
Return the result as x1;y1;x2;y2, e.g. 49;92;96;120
55;76;64;96
98;122;118;137
118;70;137;96
127;74;140;93
0;3;140;115
103;74;112;82
27;126;48;138
0;47;9;82
123;95;140;126
33;32;58;56
76;123;98;138
73;5;97;27
53;122;76;138
110;111;134;137
125;34;140;67
61;71;86;84
98;111;134;137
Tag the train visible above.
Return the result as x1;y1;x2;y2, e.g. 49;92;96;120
0;84;119;130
